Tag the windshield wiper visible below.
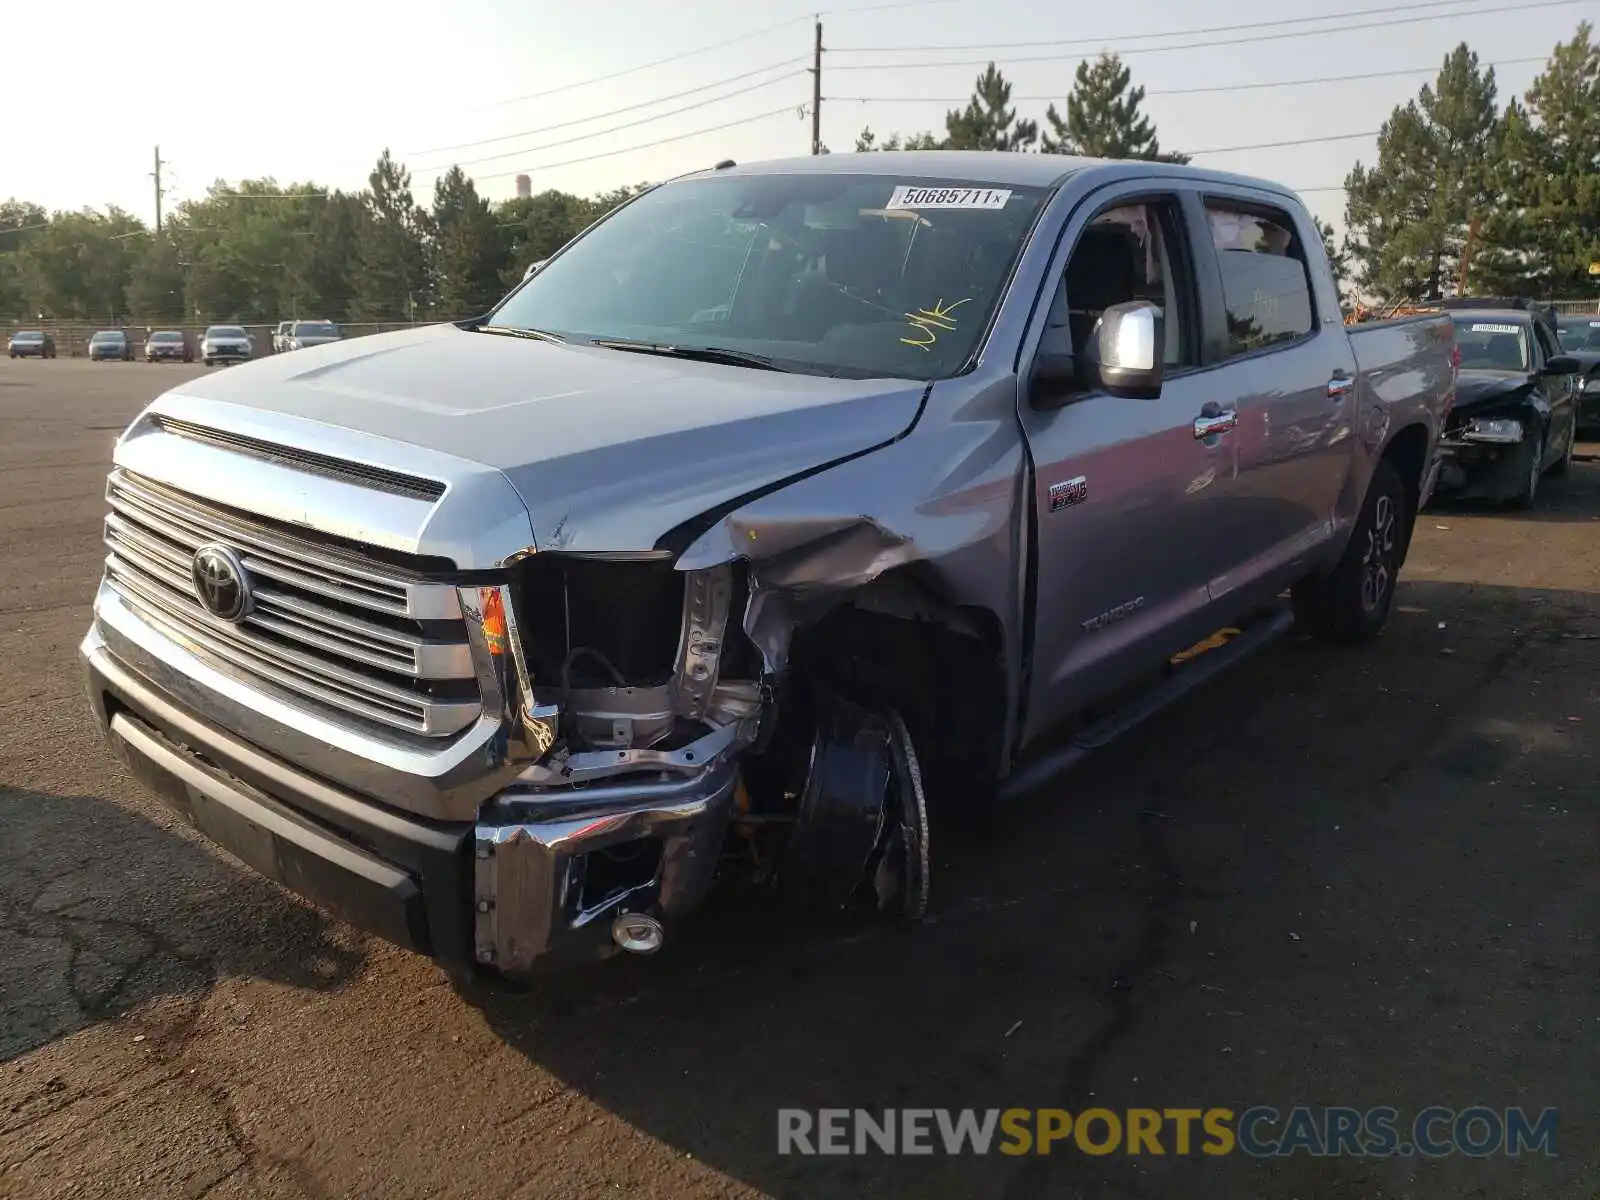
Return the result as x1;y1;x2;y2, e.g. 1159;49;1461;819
476;323;567;345
589;338;787;372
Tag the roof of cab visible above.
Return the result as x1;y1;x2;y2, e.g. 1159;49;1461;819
672;150;1306;202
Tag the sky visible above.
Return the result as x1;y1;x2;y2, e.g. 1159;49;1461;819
1;0;1593;241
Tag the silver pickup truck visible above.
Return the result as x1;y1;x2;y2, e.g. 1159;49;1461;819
81;152;1456;979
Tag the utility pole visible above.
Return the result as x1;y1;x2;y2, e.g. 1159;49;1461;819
810;19;823;155
152;145;166;234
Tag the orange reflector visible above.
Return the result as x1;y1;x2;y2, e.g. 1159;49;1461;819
480;588;508;657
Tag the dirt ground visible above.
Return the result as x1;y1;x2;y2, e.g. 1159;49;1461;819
1;357;1595;1199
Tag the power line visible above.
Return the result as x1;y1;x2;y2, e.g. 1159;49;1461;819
415;70;808;171
472;0;964;109
1185;129;1380;157
830;0;1537;52
472;106;798;183
826;55;1551;102
827;0;1591;69
406;58;806;157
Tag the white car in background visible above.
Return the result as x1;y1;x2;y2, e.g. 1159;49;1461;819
200;325;252;366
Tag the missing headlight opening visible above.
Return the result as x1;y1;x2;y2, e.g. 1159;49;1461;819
491;553;948;967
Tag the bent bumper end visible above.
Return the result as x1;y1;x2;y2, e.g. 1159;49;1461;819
474;765;738;978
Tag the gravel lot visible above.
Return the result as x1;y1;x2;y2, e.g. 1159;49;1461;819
1;357;1595;1199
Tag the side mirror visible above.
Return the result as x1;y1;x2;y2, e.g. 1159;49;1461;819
1090;301;1165;399
1543;354;1579;375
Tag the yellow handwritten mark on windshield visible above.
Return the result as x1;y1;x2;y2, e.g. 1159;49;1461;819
901;297;972;351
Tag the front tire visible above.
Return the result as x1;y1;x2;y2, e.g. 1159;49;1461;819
1292;458;1408;645
1508;424;1545;509
1547;416;1575;478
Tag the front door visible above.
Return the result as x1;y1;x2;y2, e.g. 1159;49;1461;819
1533;318;1578;465
1017;192;1239;744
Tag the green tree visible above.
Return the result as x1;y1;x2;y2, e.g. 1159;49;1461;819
352;150;430;320
1344;44;1501;301
1476;23;1600;295
127;232;188;320
429;166;510;315
1041;53;1188;162
15;208;145;321
854;126;944;151
1315;218;1350;294
943;64;1037;151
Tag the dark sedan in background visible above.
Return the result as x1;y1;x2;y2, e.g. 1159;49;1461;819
144;331;193;363
89;330;133;361
1554;312;1600;434
8;330;56;358
1431;300;1581;508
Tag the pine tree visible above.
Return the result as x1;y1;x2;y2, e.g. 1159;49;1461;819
1476;22;1600;296
1344;44;1501;302
430;166;509;316
1041;53;1187;162
854;126;944;151
352;150;430;320
943;64;1038;151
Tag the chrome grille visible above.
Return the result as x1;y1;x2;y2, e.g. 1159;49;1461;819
102;468;481;738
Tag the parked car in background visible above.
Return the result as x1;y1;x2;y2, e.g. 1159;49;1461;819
272;320;293;354
281;320;342;351
81;152;1456;980
144;330;193;363
8;330;56;359
89;330;133;361
1429;298;1580;506
1553;312;1600;435
200;325;252;366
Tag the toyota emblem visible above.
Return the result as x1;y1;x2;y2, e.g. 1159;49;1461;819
191;543;252;621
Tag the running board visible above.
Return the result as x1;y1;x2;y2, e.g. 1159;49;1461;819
999;607;1296;802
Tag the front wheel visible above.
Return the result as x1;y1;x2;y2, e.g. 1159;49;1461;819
1547;417;1575;478
1508;424;1545;509
1292;458;1408;645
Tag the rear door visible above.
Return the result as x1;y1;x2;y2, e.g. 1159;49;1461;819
1016;184;1240;740
1191;191;1355;609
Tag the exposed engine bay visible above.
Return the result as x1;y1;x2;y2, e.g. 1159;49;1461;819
479;553;934;967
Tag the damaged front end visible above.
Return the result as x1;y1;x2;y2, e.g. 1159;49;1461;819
463;549;930;977
1433;398;1540;501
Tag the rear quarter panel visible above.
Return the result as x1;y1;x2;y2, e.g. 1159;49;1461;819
1343;313;1455;523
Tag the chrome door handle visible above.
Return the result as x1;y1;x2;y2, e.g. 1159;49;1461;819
1328;372;1355;399
1194;410;1237;439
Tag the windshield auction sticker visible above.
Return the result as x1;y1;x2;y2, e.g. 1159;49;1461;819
886;186;1012;210
1469;323;1522;334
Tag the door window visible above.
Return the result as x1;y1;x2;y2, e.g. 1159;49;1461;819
1041;197;1195;382
1204;201;1314;357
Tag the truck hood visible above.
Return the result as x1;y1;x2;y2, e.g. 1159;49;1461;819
1452;371;1536;416
159;322;929;553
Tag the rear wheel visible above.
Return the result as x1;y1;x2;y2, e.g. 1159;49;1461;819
1292;458;1408;645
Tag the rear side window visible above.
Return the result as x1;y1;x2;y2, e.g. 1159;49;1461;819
1205;201;1314;356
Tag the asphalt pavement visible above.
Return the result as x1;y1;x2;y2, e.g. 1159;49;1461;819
1;357;1595;1199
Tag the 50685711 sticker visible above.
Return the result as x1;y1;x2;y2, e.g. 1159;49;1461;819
1469;323;1522;335
885;186;1012;211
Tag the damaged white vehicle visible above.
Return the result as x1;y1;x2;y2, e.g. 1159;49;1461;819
82;153;1452;978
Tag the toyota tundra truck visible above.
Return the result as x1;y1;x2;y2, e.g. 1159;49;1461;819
81;153;1456;979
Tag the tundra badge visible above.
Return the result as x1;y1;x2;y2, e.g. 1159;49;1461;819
1048;476;1089;511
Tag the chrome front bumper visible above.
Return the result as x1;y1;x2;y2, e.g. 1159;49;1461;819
82;612;739;975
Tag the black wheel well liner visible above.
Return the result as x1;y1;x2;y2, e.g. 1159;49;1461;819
782;566;1009;797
